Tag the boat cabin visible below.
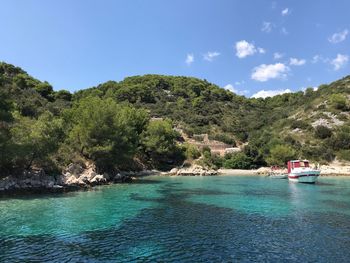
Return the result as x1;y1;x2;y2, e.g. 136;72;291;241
287;160;309;173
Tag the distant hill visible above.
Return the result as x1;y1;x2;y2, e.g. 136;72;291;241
75;73;350;165
1;61;349;174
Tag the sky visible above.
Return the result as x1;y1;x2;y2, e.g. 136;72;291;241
0;0;349;97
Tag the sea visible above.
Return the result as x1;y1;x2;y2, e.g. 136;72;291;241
1;175;350;262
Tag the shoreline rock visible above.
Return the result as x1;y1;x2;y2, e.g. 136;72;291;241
168;165;218;176
2;162;350;196
0;163;135;196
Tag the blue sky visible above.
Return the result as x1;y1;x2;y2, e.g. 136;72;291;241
1;0;349;97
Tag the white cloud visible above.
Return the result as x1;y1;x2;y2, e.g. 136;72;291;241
281;27;289;35
281;8;289;16
330;54;348;70
312;54;329;64
235;80;245;86
252;89;291;98
273;52;284;60
224;84;238;93
235;40;258;58
261;22;273;33
328;29;348;44
235;40;256;58
290;57;306;66
258;47;266;54
185;53;194;65
203;51;220;62
251;63;289;82
235;40;265;58
312;55;321;63
224;84;248;95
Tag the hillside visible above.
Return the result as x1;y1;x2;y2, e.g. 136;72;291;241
1;61;350;175
74;73;350;167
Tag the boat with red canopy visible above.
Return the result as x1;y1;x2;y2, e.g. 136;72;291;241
287;160;320;183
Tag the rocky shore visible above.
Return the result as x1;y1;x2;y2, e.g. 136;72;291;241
319;162;350;176
0;162;220;195
168;165;218;176
0;163;159;195
2;161;350;195
218;162;350;176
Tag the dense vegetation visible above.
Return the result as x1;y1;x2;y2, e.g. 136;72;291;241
0;62;349;176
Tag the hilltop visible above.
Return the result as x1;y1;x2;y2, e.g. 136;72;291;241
74;72;350;167
1;62;350;178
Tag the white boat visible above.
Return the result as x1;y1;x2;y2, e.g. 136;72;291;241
268;166;288;179
269;173;288;179
287;160;320;183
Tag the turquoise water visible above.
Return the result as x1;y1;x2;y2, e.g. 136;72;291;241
1;176;350;262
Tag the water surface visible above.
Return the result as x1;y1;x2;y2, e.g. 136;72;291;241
1;176;350;262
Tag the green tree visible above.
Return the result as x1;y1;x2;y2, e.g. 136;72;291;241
66;97;148;171
0;91;13;173
35;82;54;100
55;90;72;101
223;152;253;169
267;144;297;166
141;119;181;165
182;143;201;160
10;112;64;171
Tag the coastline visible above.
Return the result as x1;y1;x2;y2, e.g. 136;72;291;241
217;166;350;177
0;166;160;196
217;169;262;176
2;164;350;196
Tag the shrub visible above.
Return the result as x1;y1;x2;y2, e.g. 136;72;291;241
290;119;310;130
331;126;350;150
35;82;54;101
314;125;332;139
223;152;253;169
197;151;223;170
55;90;72;101
330;94;348;111
267;144;297;166
182;143;201;160
209;133;236;145
337;150;350;161
301;144;335;162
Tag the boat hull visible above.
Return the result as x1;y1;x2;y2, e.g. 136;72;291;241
288;171;320;183
269;174;288;179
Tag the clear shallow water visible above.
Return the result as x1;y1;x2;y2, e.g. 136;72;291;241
1;176;350;262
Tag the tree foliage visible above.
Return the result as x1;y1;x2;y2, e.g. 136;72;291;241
141;119;184;168
1;61;350;177
267;145;297;166
65;97;149;171
314;125;332;139
223;153;254;169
